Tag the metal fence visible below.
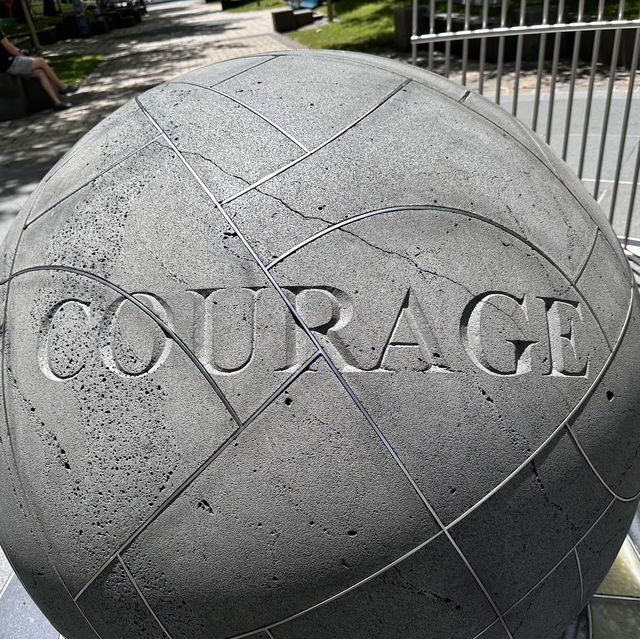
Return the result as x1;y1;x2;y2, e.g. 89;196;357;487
410;0;640;279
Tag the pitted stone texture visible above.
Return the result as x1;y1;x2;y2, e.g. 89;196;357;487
476;621;512;639
272;532;496;639
0;50;639;639
79;561;167;639
568;294;640;499
503;553;582;639
24;99;160;229
449;430;610;611
120;360;438;638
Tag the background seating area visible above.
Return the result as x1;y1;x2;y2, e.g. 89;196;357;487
0;68;53;121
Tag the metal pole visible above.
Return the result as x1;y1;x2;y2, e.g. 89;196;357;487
562;0;585;160
462;0;470;85
545;0;565;143
513;0;527;117
495;0;509;103
622;125;640;249
445;0;452;78
479;0;489;95
578;0;605;179
611;24;640;228
532;0;550;132
428;0;435;70
593;0;626;199
411;0;418;64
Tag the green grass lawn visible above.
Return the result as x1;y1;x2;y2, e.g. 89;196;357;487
287;0;640;51
2;15;61;36
48;54;103;85
289;0;407;50
227;0;287;11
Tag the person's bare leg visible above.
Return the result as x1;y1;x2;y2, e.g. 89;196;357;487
31;58;67;92
31;67;61;106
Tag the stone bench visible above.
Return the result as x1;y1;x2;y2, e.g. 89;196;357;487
0;72;57;121
272;7;315;32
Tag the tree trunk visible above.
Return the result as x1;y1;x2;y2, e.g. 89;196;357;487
20;0;41;54
11;0;27;22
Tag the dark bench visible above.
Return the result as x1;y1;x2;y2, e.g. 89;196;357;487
0;73;56;121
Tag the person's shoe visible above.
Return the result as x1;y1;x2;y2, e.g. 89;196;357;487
64;84;79;94
54;101;72;111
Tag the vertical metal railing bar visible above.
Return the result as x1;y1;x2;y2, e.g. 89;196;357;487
578;0;606;178
562;0;586;160
445;0;453;78
411;0;419;64
532;0;551;131
545;0;565;143
623;128;640;247
428;0;435;69
462;0;471;85
593;0;626;199
609;24;640;224
513;0;528;116
495;0;509;103
479;0;489;94
409;0;640;243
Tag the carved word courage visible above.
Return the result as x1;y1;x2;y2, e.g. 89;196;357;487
37;287;588;380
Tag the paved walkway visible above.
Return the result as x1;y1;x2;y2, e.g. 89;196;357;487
0;0;303;232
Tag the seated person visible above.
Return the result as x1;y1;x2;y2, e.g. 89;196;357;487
0;27;79;111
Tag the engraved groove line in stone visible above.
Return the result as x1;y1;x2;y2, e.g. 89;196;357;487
226;51;623;264
575;547;584;606
471;619;503;639
446;285;635;530
171;81;310;152
565;422;640;502
117;555;174;639
445;533;514;638
135;97;514;639
0;221;105;638
23;134;164;230
219;79;412;206
210;56;275;88
19;55;275;231
267;203;614;352
2;265;242;428
264;630;276;639
503;499;614;618
572;227;600;286
470;498;616;639
231;492;611;639
72;349;321;602
227;530;444;639
232;49;625;264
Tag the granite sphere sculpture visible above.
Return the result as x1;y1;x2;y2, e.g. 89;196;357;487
0;50;639;639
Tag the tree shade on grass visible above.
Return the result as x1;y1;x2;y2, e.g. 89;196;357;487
288;0;407;50
288;0;640;51
48;54;103;85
